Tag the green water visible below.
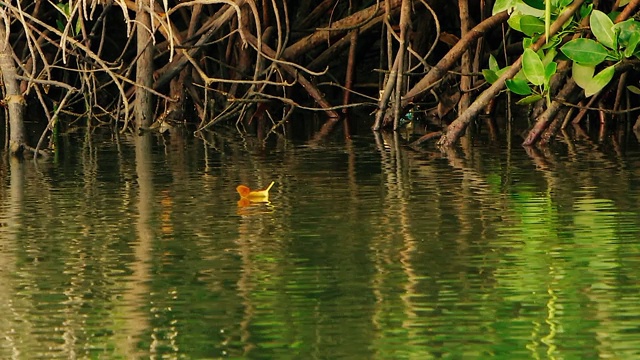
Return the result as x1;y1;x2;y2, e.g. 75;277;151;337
1;129;640;359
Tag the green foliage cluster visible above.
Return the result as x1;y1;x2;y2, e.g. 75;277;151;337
483;0;640;105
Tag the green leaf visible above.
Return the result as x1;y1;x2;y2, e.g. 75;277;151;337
520;15;546;36
482;69;499;84
541;35;562;50
489;54;499;71
523;48;545;85
614;19;640;47
523;0;545;10
561;38;609;65
627;85;640;95
584;65;616;97
558;0;573;7
514;68;527;81
544;61;557;83
56;19;65;32
590;10;616;49
508;12;524;32
75;18;82;36
56;2;70;16
541;47;557;66
572;62;595;90
506;79;533;95
515;1;544;17
624;32;640;58
517;94;543;105
494;0;516;15
579;3;593;19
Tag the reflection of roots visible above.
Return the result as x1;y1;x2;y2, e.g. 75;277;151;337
161;189;174;235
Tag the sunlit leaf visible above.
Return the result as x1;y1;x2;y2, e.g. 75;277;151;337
508;11;524;31
584;65;616;97
614;19;640;52
624;32;640;58
520;15;545;36
627;85;640;95
514;68;527;81
590;10;616;49
506;78;533;95
541;48;557;66
483;69;499;84
515;1;545;17
558;0;573;7
523;48;545;85
579;3;593;19
494;0;516;15
572;62;595;90
561;38;609;65
544;61;557;83
489;54;499;71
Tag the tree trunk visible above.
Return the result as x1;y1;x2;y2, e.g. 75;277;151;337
136;0;155;129
0;11;26;155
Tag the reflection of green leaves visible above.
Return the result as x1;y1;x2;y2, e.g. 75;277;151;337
561;38;610;65
590;10;616;49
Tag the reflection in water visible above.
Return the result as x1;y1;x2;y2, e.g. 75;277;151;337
117;134;153;357
0;158;24;358
1;128;640;358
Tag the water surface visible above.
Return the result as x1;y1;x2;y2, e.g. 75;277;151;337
1;128;640;359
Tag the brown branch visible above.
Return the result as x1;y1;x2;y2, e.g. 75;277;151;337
154;2;247;90
0;13;26;155
136;0;155;129
402;10;509;106
282;0;401;60
243;32;340;118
